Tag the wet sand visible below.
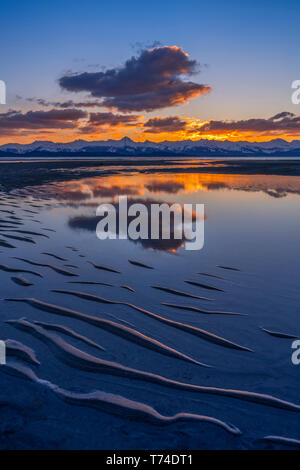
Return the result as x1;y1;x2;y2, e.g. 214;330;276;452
1;157;300;192
0;159;300;450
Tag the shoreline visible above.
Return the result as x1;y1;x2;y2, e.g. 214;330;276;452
1;158;300;193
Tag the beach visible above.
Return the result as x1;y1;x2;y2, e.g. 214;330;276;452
0;157;300;449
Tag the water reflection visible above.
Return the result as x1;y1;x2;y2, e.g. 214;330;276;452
2;168;300;252
19;171;299;252
35;172;300;203
67;199;188;252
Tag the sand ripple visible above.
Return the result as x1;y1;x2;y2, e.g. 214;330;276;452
5;300;209;367
1;362;241;434
6;318;300;413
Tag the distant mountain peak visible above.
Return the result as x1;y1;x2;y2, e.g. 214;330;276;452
0;137;299;157
119;136;134;144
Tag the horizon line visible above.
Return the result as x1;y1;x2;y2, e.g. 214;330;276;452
1;136;300;147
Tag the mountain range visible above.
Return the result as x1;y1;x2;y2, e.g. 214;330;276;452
1;137;300;157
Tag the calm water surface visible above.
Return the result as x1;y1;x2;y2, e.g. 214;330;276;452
0;163;300;449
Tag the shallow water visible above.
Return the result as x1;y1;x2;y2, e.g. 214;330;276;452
0;162;300;449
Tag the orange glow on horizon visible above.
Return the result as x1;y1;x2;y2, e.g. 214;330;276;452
1;124;300;145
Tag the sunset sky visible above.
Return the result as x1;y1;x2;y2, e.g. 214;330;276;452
1;0;300;144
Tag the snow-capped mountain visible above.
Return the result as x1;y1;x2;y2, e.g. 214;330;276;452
1;137;300;157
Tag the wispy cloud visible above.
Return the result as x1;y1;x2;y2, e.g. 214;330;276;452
26;98;102;109
0;108;87;135
196;112;300;137
143;116;188;133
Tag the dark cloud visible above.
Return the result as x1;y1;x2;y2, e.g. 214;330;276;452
59;46;211;112
143;116;188;133
269;112;295;121
77;112;141;134
0;108;87;134
76;112;141;134
198;112;300;135
26;98;102;109
89;112;140;127
77;125;99;134
59;101;101;109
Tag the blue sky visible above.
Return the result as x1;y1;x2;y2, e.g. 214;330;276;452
0;0;300;143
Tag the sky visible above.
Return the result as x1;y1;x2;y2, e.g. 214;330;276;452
0;0;300;144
